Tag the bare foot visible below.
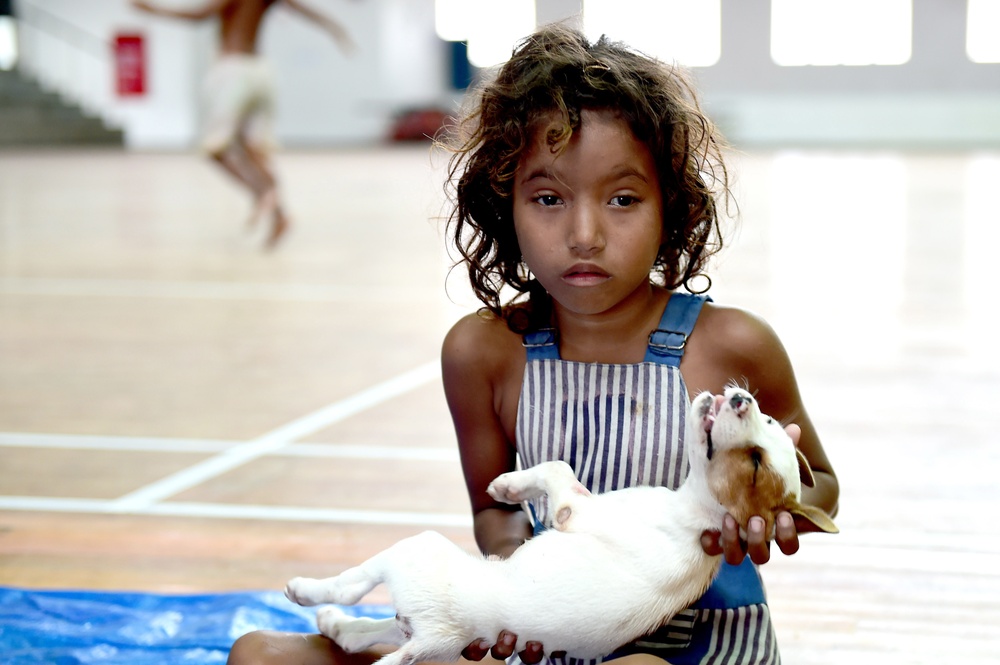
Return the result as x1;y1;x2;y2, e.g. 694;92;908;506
249;187;279;231
265;206;290;249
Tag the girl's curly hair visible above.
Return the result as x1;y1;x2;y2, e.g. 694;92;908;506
441;25;732;332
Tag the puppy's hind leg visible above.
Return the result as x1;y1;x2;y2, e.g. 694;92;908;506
286;563;381;608
287;532;451;609
315;606;408;652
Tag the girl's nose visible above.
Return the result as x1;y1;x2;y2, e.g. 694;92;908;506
568;204;605;254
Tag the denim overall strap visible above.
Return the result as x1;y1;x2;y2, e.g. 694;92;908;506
523;294;711;363
644;293;711;365
522;328;560;361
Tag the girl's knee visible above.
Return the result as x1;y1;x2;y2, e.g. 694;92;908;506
228;630;363;665
227;630;292;665
609;655;671;665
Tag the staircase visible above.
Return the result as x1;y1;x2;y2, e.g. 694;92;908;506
0;68;123;147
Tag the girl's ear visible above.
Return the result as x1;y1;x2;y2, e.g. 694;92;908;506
796;448;816;488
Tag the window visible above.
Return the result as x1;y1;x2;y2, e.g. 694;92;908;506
967;0;1000;63
771;0;912;66
434;0;536;68
583;0;720;67
0;16;15;71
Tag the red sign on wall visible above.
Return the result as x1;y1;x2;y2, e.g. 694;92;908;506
114;33;145;96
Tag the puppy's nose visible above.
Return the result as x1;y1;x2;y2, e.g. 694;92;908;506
729;393;751;413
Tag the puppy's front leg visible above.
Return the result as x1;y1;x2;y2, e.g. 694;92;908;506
488;460;590;530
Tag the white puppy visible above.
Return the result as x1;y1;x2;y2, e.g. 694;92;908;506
285;387;837;665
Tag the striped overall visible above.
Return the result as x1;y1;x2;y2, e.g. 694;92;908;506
516;293;781;665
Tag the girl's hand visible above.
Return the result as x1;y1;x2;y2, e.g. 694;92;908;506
700;511;800;565
463;632;546;664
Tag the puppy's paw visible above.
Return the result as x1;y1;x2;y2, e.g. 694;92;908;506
316;605;352;643
285;577;330;607
486;466;548;504
487;471;537;504
691;391;714;421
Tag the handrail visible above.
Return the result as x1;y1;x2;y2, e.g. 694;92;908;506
13;0;110;61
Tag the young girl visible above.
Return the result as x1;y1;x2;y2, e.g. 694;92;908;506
227;25;838;665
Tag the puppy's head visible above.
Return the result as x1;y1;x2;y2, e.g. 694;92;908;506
690;387;838;536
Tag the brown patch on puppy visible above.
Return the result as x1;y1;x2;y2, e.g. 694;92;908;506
707;446;838;535
708;446;788;535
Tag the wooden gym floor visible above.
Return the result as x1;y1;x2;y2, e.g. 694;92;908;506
0;146;998;663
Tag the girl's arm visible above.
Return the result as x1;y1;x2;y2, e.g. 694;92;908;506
441;313;532;558
442;314;544;663
280;0;357;54
688;304;839;564
131;0;232;20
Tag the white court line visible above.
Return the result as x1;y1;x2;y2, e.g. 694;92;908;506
280;443;457;462
0;432;234;454
0;497;111;514
0;276;433;304
0;432;459;461
107;361;441;512
0;496;471;528
146;502;472;527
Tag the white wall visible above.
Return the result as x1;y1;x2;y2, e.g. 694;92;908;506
12;0;1000;149
260;0;449;146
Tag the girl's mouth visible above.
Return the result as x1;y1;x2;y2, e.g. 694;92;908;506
562;264;610;285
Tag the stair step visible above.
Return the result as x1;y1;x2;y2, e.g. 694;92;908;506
0;106;111;123
0;69;124;147
0;122;124;146
0;88;67;108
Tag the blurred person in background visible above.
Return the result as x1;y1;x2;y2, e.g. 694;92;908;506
132;0;356;248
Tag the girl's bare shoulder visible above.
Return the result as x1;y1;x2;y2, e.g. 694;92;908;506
695;301;781;352
441;310;526;441
441;311;525;383
683;300;795;395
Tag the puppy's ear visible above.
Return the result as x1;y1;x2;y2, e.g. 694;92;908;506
796;448;816;488
789;503;839;534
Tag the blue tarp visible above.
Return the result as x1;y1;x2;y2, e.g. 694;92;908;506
0;586;393;664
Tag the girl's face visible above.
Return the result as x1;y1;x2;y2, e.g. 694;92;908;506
513;109;664;317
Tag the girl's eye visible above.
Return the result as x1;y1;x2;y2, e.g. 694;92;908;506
535;194;561;207
610;195;637;207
